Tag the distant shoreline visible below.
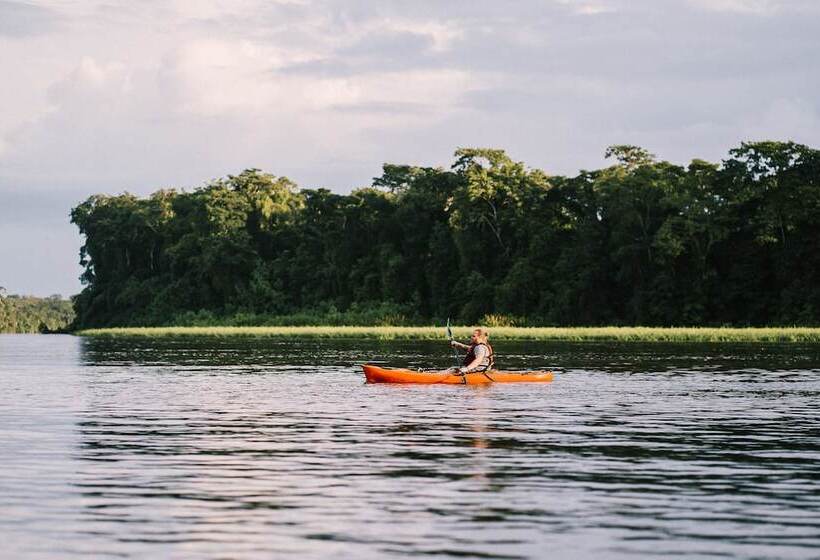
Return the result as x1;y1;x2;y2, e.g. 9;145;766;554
75;326;820;342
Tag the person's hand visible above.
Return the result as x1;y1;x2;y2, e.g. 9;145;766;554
450;340;458;348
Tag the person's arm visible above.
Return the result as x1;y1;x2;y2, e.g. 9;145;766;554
450;340;470;351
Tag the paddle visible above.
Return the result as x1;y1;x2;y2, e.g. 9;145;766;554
446;317;461;369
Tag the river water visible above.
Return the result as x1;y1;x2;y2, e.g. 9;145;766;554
1;334;819;559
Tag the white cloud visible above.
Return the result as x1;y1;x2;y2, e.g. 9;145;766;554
158;38;326;116
687;0;780;15
147;36;474;120
2;28;483;191
576;5;615;15
374;18;464;52
167;0;307;20
47;56;129;103
555;0;618;16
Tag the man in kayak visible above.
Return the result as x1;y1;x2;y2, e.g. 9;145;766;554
450;327;495;373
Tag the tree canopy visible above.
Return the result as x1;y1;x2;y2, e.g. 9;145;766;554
0;291;75;333
69;142;820;328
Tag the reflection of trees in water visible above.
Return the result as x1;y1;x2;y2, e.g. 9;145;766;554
79;337;462;369
80;337;820;375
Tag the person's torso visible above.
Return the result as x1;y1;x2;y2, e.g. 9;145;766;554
463;342;494;370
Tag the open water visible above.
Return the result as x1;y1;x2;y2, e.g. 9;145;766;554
1;334;819;559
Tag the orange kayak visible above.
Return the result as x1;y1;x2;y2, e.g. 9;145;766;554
363;364;554;384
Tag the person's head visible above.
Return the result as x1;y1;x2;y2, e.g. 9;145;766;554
470;327;489;344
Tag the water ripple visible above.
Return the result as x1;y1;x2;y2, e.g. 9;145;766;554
1;335;819;559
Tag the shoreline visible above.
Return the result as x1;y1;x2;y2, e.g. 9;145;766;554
74;326;820;342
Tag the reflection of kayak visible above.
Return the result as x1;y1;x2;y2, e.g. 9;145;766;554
362;364;554;384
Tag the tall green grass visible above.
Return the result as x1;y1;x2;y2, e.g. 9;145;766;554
75;326;820;342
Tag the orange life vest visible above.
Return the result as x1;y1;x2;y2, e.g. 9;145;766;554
463;342;495;371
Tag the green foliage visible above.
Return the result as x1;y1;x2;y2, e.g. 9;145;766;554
77;326;820;343
69;144;820;328
604;145;656;169
169;302;418;327
0;292;75;333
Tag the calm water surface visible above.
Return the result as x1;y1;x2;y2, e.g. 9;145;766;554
1;334;819;559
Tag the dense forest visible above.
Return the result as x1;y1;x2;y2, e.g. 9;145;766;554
0;290;75;333
70;141;820;328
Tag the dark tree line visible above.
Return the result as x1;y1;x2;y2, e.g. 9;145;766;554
0;290;75;333
69;141;820;328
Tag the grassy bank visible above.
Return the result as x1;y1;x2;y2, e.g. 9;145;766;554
75;326;820;342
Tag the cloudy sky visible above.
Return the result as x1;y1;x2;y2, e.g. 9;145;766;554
1;0;819;297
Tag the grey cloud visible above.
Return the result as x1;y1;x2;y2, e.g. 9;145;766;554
278;58;354;78
0;0;58;36
440;9;817;83
314;0;570;22
327;101;435;115
279;33;440;78
463;87;552;115
338;29;435;58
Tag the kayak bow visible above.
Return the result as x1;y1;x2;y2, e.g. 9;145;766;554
362;364;554;384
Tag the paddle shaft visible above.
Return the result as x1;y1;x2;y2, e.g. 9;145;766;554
446;318;461;367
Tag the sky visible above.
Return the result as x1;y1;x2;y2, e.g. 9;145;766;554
1;0;819;297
